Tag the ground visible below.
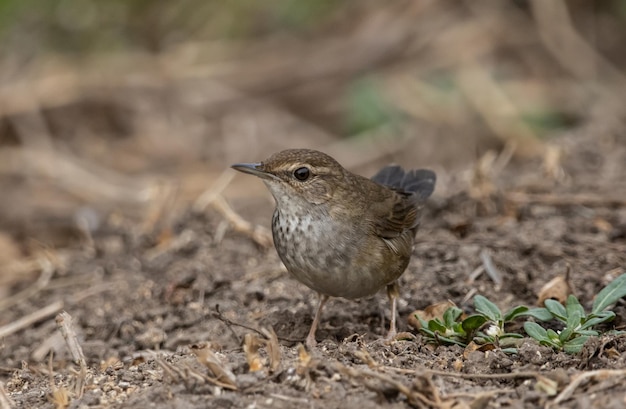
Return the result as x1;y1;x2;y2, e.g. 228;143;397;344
1;128;625;409
2;2;626;408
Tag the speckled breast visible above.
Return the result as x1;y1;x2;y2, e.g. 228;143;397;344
271;208;407;299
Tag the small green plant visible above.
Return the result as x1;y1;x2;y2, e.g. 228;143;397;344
417;273;626;354
472;295;535;352
417;305;483;347
524;273;626;353
417;295;548;353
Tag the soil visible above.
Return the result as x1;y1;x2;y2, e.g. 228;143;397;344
2;131;626;409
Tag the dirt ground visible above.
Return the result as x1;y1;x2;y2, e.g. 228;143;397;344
2;3;626;408
1;128;625;409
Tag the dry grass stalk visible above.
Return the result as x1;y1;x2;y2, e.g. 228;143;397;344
334;362;442;408
209;195;272;248
480;249;503;289
457;63;542;158
154;357;185;383
140;180;180;234
194;168;272;248
55;312;87;398
352;348;378;369
0;251;69;290
506;192;626;208
262;327;282;373
0;257;55;312
243;334;264;372
550;369;626;407
530;0;626;97
47;354;70;409
31;332;65;363
156;355;237;391
193;169;237;212
0;300;64;339
0;148;152;205
189;343;237;390
0;382;13;409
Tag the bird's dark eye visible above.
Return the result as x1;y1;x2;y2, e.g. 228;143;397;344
293;167;310;181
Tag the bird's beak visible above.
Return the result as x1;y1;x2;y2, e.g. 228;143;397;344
231;162;275;180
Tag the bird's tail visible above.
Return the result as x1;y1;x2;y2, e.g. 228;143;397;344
371;165;436;200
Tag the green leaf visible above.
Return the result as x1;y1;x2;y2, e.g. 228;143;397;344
525;322;562;349
417;316;430;328
498;336;524;349
544;299;567;321
563;336;589;354
524;322;549;341
580;311;615;330
565;295;585;321
503;305;529;322
474;295;502;322
433;335;467;347
520;307;554;321
428;319;447;333
419;327;436;338
547;329;561;343
593;310;616;320
443;307;463;327
462;315;488;332
565;309;583;332
576;329;600;337
592;273;626;314
521;110;574;135
452;322;466;333
559;325;574;343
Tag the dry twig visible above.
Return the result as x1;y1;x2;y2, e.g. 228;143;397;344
507;192;626;208
530;0;626;98
193;169;237;212
0;382;13;409
549;369;626;407
0;252;68;289
0;300;63;339
457;63;542;157
212;305;301;344
31;332;65;363
243;334;264;372
189;343;238;390
48;353;70;409
262;327;282;373
194;169;272;248
56;312;87;398
203;196;272;248
0;148;153;205
334;361;443;408
0;257;55;312
155;356;233;390
480;249;503;288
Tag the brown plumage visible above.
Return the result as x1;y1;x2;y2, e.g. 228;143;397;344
232;149;435;347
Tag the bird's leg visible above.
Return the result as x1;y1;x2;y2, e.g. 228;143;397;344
306;294;329;348
386;282;400;340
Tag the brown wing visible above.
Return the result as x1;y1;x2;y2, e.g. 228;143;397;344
372;190;421;239
367;190;419;257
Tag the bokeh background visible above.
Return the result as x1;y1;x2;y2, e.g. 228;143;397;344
2;3;626;407
1;0;625;276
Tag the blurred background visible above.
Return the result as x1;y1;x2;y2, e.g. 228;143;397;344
0;0;625;270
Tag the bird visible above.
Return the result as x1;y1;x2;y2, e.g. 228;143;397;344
232;148;436;347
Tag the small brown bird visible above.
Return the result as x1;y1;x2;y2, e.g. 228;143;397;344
232;149;435;347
